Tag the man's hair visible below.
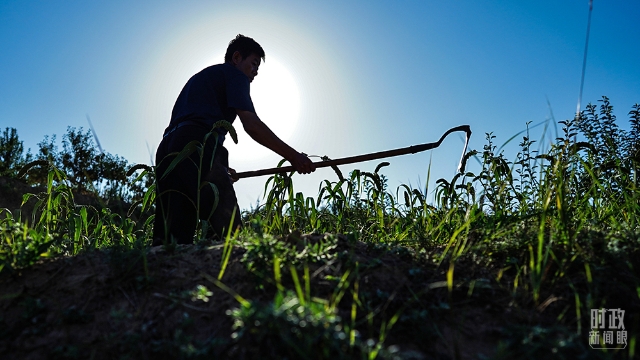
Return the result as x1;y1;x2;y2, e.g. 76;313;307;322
224;34;265;63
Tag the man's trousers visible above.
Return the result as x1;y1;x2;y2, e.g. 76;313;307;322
152;123;241;245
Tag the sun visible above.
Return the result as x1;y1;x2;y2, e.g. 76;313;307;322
227;56;300;164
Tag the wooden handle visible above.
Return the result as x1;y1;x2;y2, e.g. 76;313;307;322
235;125;471;179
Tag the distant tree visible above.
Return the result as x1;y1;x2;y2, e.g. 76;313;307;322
627;104;640;163
576;97;640;191
577;97;623;167
0;127;30;177
58;127;131;199
97;152;129;200
60;127;101;192
16;125;136;203
26;134;60;186
626;103;640;186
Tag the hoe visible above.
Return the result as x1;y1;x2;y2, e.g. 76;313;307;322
235;125;472;179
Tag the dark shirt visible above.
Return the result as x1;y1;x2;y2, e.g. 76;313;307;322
166;63;255;143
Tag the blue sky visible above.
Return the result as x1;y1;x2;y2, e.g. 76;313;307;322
1;0;639;210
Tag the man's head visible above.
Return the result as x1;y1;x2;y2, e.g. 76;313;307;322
225;34;265;83
224;34;265;63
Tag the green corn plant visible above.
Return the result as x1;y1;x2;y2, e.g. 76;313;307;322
156;120;237;243
0;213;54;273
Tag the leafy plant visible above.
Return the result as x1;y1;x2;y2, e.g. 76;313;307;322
0;127;31;177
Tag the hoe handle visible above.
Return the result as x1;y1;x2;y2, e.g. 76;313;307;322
235;125;471;179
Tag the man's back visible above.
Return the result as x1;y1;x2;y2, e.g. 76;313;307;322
167;63;255;142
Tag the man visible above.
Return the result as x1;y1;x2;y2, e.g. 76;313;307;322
153;34;315;245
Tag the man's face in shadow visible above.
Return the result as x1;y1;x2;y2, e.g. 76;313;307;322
232;52;261;83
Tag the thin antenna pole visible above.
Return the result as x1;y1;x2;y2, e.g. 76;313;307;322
86;114;104;154
576;0;594;118
146;140;155;166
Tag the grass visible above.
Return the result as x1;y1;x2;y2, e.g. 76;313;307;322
1;97;639;358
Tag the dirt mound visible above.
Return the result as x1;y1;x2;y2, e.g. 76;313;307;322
0;234;512;359
1;242;249;359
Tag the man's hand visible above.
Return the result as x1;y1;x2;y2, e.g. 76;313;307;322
228;167;239;183
291;152;316;174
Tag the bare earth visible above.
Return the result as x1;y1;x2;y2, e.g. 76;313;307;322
0;232;522;359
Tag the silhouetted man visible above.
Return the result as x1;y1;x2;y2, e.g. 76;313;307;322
153;34;315;245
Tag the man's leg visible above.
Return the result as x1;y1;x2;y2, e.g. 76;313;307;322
152;130;202;245
201;147;242;240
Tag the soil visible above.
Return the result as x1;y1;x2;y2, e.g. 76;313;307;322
0;233;524;360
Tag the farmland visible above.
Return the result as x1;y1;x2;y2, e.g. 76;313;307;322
1;97;639;359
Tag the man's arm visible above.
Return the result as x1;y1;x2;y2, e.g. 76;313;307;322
236;109;315;174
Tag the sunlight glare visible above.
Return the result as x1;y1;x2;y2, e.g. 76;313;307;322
228;57;300;163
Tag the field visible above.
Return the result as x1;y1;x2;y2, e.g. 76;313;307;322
1;98;639;359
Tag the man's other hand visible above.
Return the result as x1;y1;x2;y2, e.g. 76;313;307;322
291;152;316;174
